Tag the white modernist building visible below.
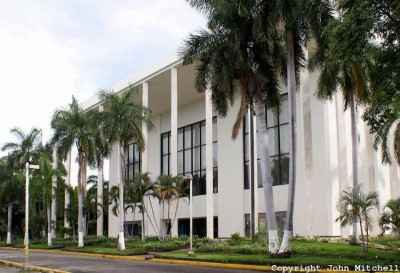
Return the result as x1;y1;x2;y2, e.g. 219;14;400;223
82;52;400;239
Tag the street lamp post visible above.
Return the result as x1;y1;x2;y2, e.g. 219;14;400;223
187;175;193;255
24;162;39;268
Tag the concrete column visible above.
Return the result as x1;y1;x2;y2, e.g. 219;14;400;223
51;145;57;238
170;67;178;176
97;105;104;237
142;82;149;173
252;114;258;233
205;88;214;239
64;149;71;231
170;67;178;237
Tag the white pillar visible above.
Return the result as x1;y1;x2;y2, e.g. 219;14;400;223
97;105;104;237
142;82;149;173
170;67;178;176
205;88;214;239
64;150;71;230
51;146;57;238
170;67;178;237
252;114;259;232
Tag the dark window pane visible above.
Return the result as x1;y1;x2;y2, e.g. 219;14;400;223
271;156;280;186
178;128;183;151
178;151;184;174
162;134;169;154
193;147;201;171
201;121;206;145
268;127;279;156
200;170;206;195
134;144;140;162
213;168;218;193
193;123;201;147
244;161;249;189
280;124;289;154
257;159;263;188
244;134;249;161
134;163;140;175
129;145;134;164
162;155;169;175
184;127;192;149
184;149;192;173
201;145;206;170
213;143;218;167
267;108;278;127
280;154;289;185
128;164;133;180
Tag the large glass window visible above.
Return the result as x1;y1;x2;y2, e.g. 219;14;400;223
243;94;289;188
161;117;218;195
125;142;141;180
161;132;171;175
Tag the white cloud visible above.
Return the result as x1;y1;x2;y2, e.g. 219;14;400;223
0;0;206;184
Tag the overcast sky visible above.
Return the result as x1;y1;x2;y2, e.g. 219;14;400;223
0;1;206;182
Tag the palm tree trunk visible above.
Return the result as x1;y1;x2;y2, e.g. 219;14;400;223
77;153;85;248
97;159;104;237
7;203;12;244
47;206;52;246
279;29;297;256
254;98;280;255
118;144;126;250
359;214;365;252
350;93;360;245
141;202;146;242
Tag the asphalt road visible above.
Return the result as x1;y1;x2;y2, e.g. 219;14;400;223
0;265;20;273
0;249;260;273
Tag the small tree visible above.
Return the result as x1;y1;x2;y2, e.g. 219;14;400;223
380;198;400;237
336;186;379;252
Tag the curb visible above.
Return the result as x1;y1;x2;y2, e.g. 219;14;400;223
0;259;71;273
152;258;269;271
0;247;146;261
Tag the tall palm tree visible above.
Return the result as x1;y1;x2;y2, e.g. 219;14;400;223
0;156;24;244
1;127;41;168
182;0;285;255
96;87;153;250
51;96;97;247
265;0;333;255
309;16;374;245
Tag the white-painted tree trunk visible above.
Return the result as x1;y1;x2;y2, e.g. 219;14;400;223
51;146;57;239
255;99;280;254
279;29;297;255
118;143;126;250
47;206;52;246
77;153;85;248
78;232;84;247
97;159;104;237
350;93;360;244
7;203;12;244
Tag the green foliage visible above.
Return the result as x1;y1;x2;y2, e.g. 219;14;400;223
228;232;245;245
379;198;400;237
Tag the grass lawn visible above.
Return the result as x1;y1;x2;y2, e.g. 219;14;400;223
63;246;147;256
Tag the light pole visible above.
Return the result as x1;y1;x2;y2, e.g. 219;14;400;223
186;175;193;255
24;162;39;268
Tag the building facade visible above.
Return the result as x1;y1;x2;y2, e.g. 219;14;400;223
82;52;400;239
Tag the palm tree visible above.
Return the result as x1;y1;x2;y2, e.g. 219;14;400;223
181;0;285;255
0;156;24;244
268;0;333;255
1;127;41;168
31;144;66;245
336;186;379;252
96;87;153;250
51;96;98;247
309;15;375;244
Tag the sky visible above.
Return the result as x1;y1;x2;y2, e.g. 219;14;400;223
0;0;206;182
